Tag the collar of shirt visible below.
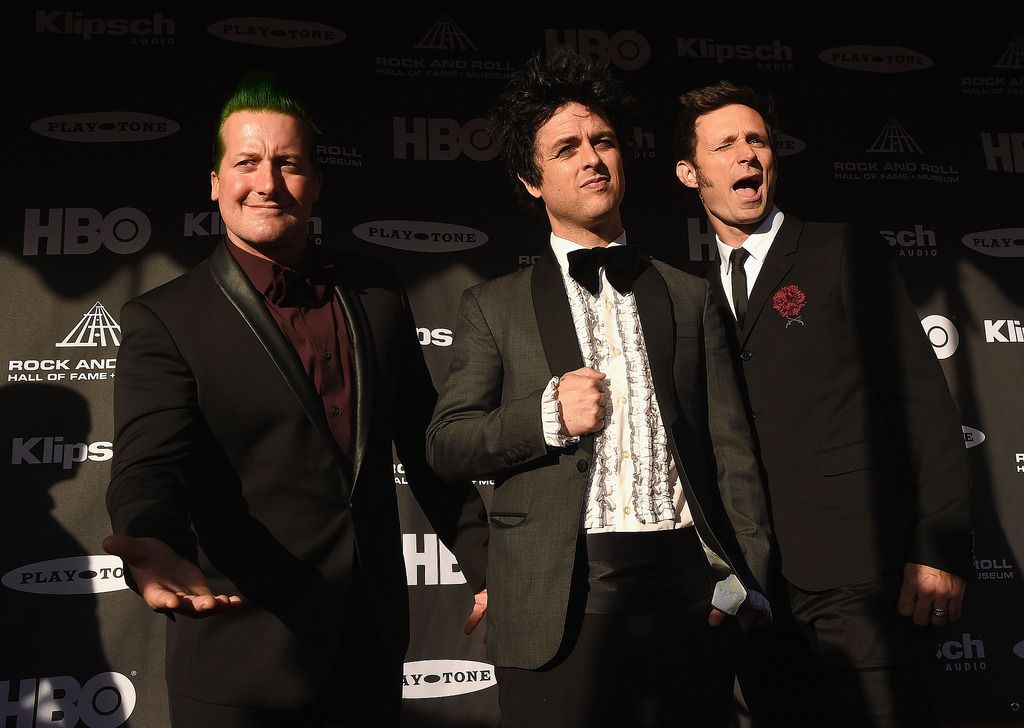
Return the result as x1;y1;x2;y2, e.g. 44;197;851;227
715;206;784;279
550;230;628;280
225;238;335;306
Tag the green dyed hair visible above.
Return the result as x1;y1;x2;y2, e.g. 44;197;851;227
213;71;319;170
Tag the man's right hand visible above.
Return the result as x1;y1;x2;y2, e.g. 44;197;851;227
103;534;242;617
557;367;608;436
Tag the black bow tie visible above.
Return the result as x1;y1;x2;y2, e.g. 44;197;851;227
566;245;645;296
267;264;335;308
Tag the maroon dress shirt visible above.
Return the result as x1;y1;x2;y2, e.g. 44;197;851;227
227;240;356;476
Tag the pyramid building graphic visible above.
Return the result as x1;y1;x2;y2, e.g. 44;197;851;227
866;119;923;154
414;16;477;51
56;302;121;348
994;35;1024;70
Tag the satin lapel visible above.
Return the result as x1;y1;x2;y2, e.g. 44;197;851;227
530;250;592;454
631;261;677;426
739;216;803;346
208;244;352;494
333;277;373;488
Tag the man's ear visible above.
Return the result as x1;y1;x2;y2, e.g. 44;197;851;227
675;159;699;189
210;170;220;201
517;174;543;200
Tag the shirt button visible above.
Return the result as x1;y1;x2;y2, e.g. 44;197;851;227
623;506;632;516
612;347;622;357
330;405;341;416
323;351;332;361
618;395;626;405
622;452;632;461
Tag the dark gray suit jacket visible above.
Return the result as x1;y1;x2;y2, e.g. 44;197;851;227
707;216;971;590
427;248;771;669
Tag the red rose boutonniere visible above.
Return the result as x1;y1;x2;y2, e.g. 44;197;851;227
772;285;806;327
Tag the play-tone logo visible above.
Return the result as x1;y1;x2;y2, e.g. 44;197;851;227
961;228;1024;257
402;660;495;699
31;113;179;142
3;555;127;595
353;220;488;252
962;426;985;449
773;131;805;156
0;672;136;727
819;45;932;72
207;17;344;47
921;315;958;360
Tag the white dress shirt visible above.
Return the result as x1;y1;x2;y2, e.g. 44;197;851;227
715;207;784;320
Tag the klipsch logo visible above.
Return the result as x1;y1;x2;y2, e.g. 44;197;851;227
937;633;987;672
921;315;958;359
961;228;1024;257
184;211;323;241
984;319;1024;343
35;10;174;44
403;533;466;586
880;225;936;257
353;220;488;252
3;556;128;594
402;660;495;699
31;113;179;142
677;37;794;70
546;28;650;70
819;45;932;72
207;17;345;48
0;672;136;727
10;437;113;469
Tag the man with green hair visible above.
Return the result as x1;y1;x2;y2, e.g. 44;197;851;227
104;72;487;727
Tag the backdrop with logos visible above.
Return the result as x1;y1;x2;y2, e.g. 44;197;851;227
2;4;1022;727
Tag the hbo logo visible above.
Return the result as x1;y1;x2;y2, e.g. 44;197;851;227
1;672;136;727
23;208;151;256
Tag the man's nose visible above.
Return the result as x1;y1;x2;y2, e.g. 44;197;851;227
580;141;602;168
254;162;282;194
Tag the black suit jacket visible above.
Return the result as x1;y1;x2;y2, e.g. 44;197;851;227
708;215;971;590
428;249;771;669
107;241;487;709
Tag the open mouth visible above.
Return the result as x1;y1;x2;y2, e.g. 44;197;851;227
733;175;763;200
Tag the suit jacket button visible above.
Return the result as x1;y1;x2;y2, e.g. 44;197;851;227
576;459;589;473
740;350;752;361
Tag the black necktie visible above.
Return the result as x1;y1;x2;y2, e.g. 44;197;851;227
730;247;751;327
566;245;645;296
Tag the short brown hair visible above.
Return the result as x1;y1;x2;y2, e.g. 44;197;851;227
673;81;776;162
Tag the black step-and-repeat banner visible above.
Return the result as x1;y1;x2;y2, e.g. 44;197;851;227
2;5;1022;726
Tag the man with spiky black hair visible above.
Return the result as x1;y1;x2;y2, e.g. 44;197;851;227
104;72;487;728
427;49;772;727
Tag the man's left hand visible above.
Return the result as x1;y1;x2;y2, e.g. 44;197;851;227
897;562;965;627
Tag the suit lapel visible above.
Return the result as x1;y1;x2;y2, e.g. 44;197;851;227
739;215;803;346
208;243;352;493
631;260;677;426
530;249;592;454
333;272;373;487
